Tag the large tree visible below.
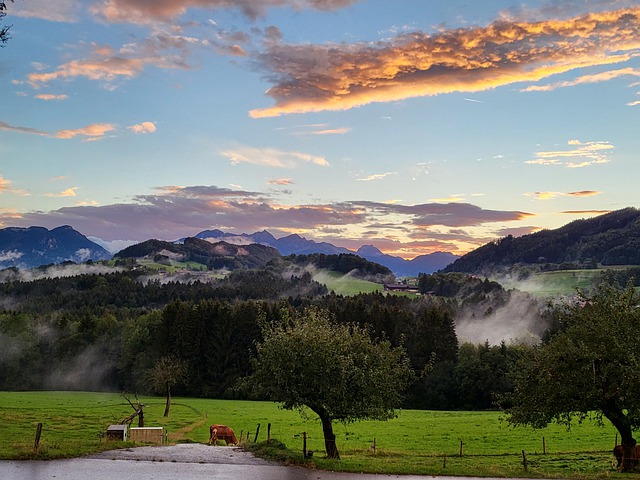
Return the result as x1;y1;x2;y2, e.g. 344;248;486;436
241;307;413;459
504;283;640;471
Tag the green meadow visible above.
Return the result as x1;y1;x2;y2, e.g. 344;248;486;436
312;270;384;295
0;391;628;478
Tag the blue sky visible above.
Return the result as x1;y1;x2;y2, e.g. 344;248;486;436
1;0;639;257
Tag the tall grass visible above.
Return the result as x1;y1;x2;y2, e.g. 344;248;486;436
0;391;624;478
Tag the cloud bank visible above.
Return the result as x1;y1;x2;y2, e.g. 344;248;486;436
249;8;640;117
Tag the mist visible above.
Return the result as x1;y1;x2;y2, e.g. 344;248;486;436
454;289;548;346
0;263;123;283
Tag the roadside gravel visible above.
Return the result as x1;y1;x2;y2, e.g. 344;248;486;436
87;443;276;466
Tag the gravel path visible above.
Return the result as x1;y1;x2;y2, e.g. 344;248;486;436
87;443;276;466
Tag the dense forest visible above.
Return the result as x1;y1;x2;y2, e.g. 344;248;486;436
0;261;552;410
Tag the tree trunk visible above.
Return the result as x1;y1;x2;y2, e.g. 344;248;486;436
164;383;171;417
604;401;637;472
314;408;340;459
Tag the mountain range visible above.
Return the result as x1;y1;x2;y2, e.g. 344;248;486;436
0;225;457;275
5;208;640;276
193;229;459;276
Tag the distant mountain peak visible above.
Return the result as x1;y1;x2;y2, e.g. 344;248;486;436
357;244;383;256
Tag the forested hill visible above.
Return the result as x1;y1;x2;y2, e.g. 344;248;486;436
114;237;280;270
444;207;640;274
286;252;395;283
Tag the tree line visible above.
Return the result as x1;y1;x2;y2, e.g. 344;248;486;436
0;268;529;410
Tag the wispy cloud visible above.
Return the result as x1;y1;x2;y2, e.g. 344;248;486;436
249;8;640;117
524;190;602;200
221;146;329;168
9;0;80;22
0;121;48;136
523;67;640;92
356;172;396;182
91;0;361;24
26;35;199;90
0;177;29;196
526;140;614;168
308;127;351;135
128;121;157;134
560;209;612;215
281;124;351;136
268;178;294;185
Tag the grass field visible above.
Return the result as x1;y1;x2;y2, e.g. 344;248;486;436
0;391;628;478
312;270;384;295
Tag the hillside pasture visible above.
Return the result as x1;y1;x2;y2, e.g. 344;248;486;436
312;270;383;295
0;392;623;478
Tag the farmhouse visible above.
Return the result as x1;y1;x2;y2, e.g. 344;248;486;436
383;284;419;293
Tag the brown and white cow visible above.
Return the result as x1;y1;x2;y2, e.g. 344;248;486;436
208;424;238;445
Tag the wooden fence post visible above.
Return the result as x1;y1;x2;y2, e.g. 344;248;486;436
372;436;376;455
443;452;446;469
254;424;261;443
522;450;528;472
303;432;307;459
34;423;43;451
267;423;271;444
542;436;546;454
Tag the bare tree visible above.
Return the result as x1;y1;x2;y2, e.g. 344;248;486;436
148;355;188;417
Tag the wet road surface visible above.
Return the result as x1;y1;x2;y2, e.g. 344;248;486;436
0;444;518;480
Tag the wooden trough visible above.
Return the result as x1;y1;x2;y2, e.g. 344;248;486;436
129;427;164;444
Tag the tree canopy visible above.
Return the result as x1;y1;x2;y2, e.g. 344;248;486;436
504;283;640;470
241;307;413;459
1;1;13;46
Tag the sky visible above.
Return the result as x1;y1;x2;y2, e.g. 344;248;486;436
0;0;639;258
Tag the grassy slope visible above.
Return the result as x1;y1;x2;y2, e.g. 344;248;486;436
0;392;622;478
312;270;384;295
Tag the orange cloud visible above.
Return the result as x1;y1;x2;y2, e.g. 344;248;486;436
28;58;146;87
46;187;79;198
249;8;640;117
56;123;115;140
128;121;157;134
35;94;68;101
